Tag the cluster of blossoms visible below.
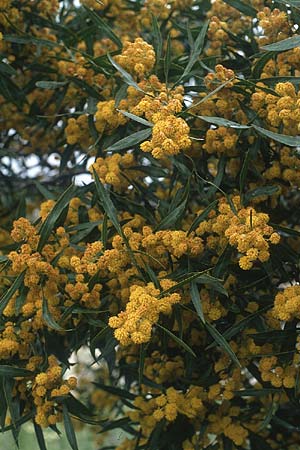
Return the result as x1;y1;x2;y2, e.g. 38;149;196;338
109;281;181;345
2;0;300;449
196;196;280;270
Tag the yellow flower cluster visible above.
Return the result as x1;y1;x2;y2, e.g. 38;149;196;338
65;115;93;149
140;115;191;158
94;100;128;134
208;406;249;446
196;196;280;270
257;7;291;45
144;352;184;385
203;126;238;155
109;281;181;345
251;82;300;136
128;76;185;121
90;153;140;191
115;38;156;78
33;355;77;427
272;285;300;321
259;355;297;388
129;386;204;437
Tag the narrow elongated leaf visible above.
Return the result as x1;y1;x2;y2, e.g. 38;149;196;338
63;403;79;450
83;7;122;48
93;170;121;234
151;14;163;69
261;35;300;52
190;282;205;323
240;138;260;193
0;272;25;315
196;274;228;297
42;296;64;331
37;184;77;252
188;200;218;234
156;323;196;358
0;61;17;76
93;382;136;401
155;199;187;231
198;115;250;129
178;21;209;83
234;388;279;397
0;366;32;377
205;322;241;368
105;128;152;152
223;0;256;16
158;269;213;297
33;421;48;450
117;110;153;127
36;81;68;89
252;125;300;146
107;54;144;93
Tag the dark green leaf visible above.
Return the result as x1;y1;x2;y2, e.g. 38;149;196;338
37;184;77;252
0;366;32;378
35;81;68;89
261;35;300;52
0;272;25;315
177;21;209;83
63;403;79;450
105;128;152;152
42;296;64;331
190;282;205;323
33;421;48;450
205;322;241;368
223;0;256;16
252;124;300;146
198;115;250;129
156;323;197;358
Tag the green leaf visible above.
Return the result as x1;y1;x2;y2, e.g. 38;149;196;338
93;382;136;401
239;138;260;193
252;124;300;146
63;404;79;450
195;274;228;297
198;115;250;129
164;33;172;84
156;323;196;358
42;296;64;331
252;52;274;79
0;366;32;378
0;272;25;315
234;388;279;397
33;421;48;450
223;0;256;16
155;198;187;231
256;76;300;87
83;6;122;48
177;21;209;83
0;61;17;76
35;81;68;89
93;170;122;234
261;35;300;52
190;282;205;323
117;110;153;127
107;54;144;93
37;184;77;252
245;185;279;202
105;128;152;152
188;200;218;235
205;322;241;368
151;14;163;70
158;269;213;297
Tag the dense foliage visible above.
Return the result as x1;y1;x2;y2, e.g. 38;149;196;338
1;0;300;449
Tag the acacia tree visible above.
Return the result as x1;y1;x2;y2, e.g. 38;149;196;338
1;0;300;449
